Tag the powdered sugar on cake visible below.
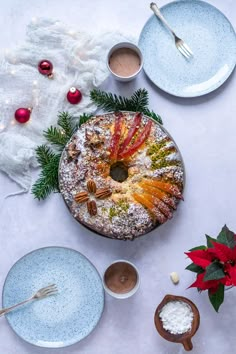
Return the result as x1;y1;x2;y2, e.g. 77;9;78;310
59;112;184;240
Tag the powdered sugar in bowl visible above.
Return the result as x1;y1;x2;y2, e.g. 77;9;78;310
154;294;200;351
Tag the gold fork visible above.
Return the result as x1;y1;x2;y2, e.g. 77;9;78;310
0;284;58;317
150;2;193;59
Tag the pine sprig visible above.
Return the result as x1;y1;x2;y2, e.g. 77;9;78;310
78;113;93;127
90;89;131;111
43;126;68;149
32;150;60;200
142;108;162;124
90;88;162;124
57;112;75;138
35;145;55;167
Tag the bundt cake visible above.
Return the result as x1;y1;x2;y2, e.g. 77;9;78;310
59;111;184;240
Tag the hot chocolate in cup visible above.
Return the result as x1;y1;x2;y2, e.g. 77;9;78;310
107;42;143;82
103;260;140;299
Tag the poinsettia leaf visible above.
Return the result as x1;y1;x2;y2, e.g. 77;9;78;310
217;225;235;249
189;245;207;251
189;272;219;290
208;284;224;312
204;262;225;281
185;250;212;268
209;242;235;262
206;235;217;248
185;263;204;273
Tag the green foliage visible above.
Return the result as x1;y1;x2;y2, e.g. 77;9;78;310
90;88;162;124
185;263;204;273
78;113;93;127
57;111;75;138
204;262;225;281
208;284;224;312
188;245;207;251
217;225;235;249
32;148;60;200
205;234;217;248
43;126;68;149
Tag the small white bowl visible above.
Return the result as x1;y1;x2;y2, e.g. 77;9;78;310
107;42;143;82
103;260;140;299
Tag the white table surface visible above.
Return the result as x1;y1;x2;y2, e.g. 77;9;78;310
0;1;235;353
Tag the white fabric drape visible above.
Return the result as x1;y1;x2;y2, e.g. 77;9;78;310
0;18;131;192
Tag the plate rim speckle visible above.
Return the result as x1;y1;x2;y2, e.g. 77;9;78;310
2;246;105;349
139;0;236;97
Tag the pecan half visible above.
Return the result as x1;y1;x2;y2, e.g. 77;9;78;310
87;180;97;193
87;200;97;216
95;187;112;199
74;191;89;203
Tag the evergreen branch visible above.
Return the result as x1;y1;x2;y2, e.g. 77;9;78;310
142;109;162;124
35;145;55;168
90;89;131;111
43;126;68;149
129;89;149;111
32;153;60;200
90;88;162;124
78;113;93;128
57;111;74;138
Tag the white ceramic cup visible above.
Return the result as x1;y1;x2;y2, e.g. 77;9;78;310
107;42;143;82
103;260;140;299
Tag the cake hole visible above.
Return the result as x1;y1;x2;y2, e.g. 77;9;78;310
110;162;128;182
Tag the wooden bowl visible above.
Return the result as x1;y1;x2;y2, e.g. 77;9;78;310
154;294;200;351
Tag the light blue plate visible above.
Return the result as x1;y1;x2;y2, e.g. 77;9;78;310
139;0;236;97
2;247;104;348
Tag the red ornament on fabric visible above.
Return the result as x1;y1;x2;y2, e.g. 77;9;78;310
14;108;32;124
67;87;82;104
38;60;53;78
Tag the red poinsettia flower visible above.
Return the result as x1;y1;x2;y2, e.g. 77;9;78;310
186;226;236;312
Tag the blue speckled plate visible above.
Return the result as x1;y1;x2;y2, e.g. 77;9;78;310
139;0;236;97
2;247;104;348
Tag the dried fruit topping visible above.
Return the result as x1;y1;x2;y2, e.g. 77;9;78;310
141;192;173;219
87;200;97;216
138;181;177;209
118;112;142;154
118;120;152;160
142;178;183;200
87;180;97;193
109;112;124;162
132;193;167;224
74;191;89;203
95;187;112;199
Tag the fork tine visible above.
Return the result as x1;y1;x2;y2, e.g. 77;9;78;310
180;44;191;58
182;42;193;56
177;45;189;59
41;288;58;296
44;285;58;292
42;284;57;291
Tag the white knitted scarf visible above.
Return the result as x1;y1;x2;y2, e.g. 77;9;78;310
0;18;131;193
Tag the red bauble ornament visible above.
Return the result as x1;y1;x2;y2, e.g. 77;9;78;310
67;87;82;104
38;60;53;78
14;108;32;124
